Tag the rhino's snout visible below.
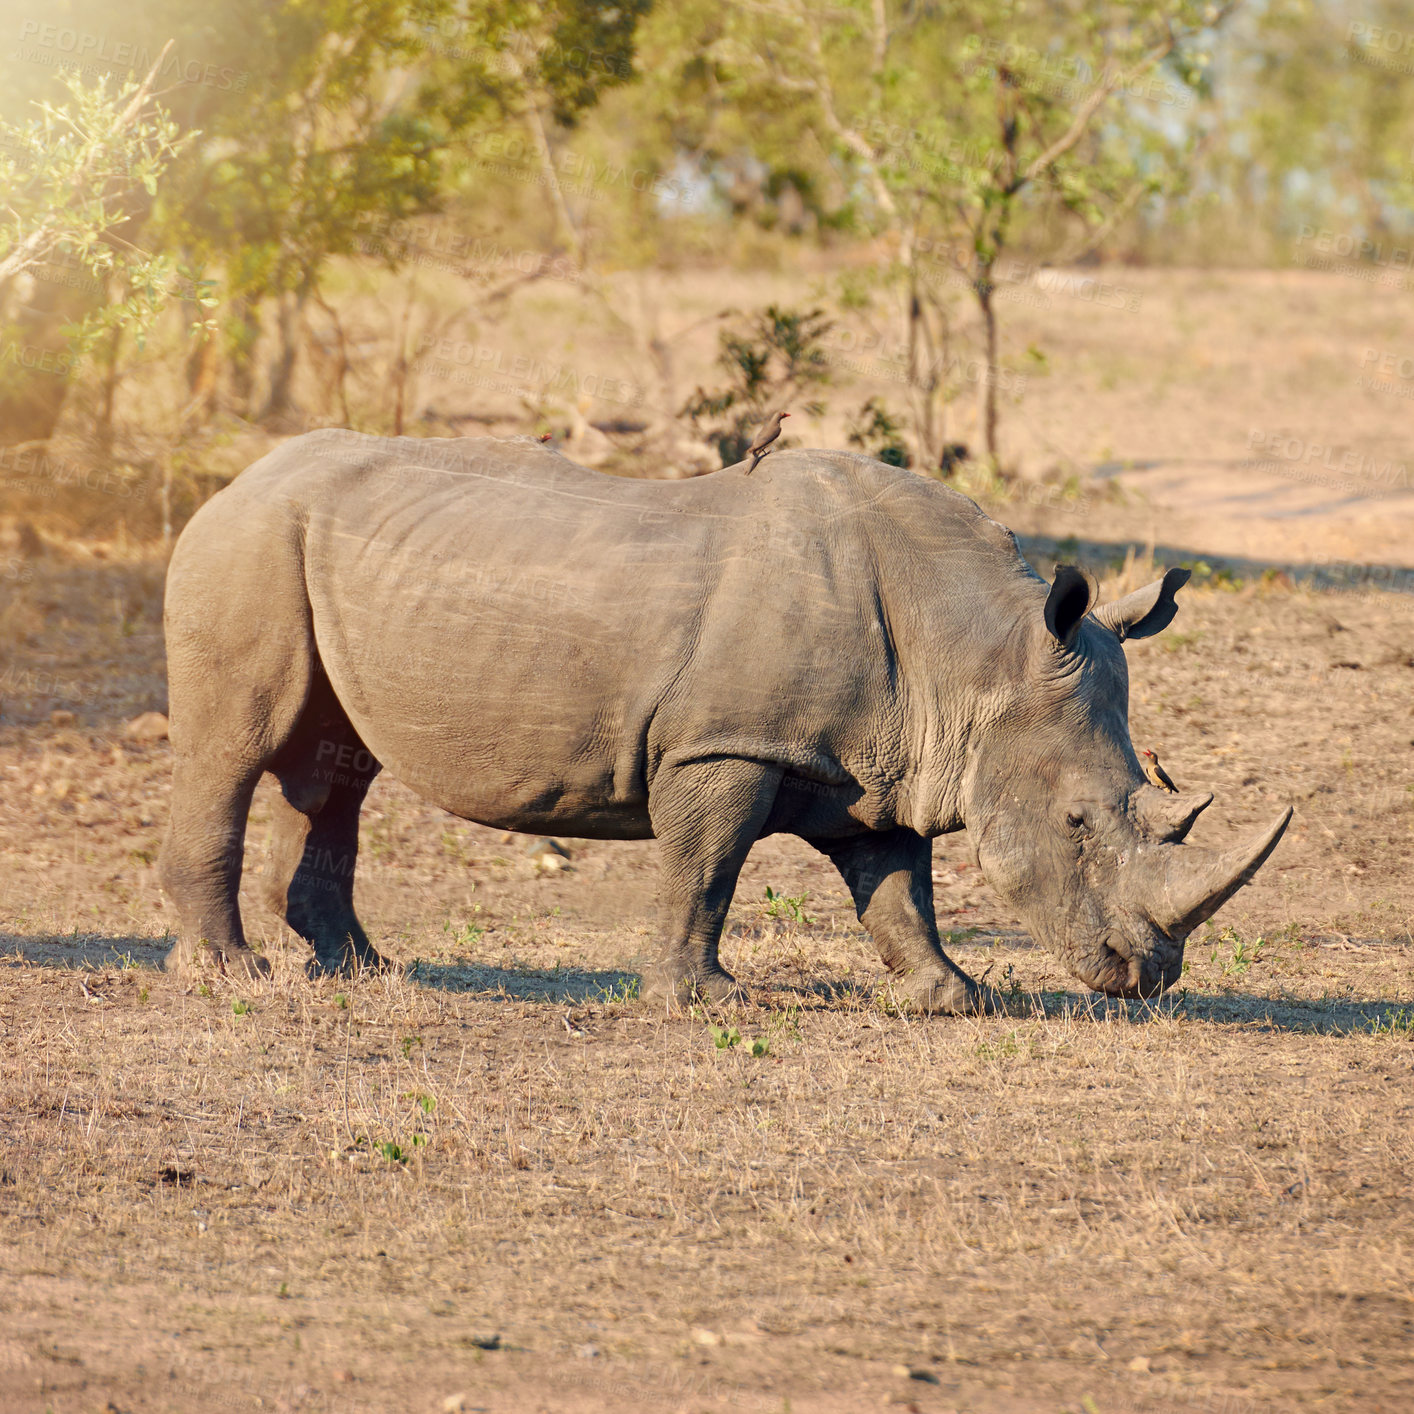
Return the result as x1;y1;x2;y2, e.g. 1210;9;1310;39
1065;922;1186;1000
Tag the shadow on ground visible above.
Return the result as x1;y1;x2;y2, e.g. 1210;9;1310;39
0;931;171;970
409;959;641;1004
1016;527;1414;591
2;931;1408;1034
1007;985;1413;1036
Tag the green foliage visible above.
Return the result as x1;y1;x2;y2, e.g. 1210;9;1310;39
0;58;207;367
444;911;486;948
377;1134;428;1164
231;998;249;1015
709;1022;742;1049
682;304;833;465
763;886;812;926
1367;1008;1414;1040
1209;926;1267;977
845;397;910;467
595;975;641;1003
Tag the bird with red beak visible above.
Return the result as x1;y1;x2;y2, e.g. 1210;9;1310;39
744;410;790;472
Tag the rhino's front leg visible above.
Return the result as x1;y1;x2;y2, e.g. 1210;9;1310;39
814;829;992;1015
643;757;784;1009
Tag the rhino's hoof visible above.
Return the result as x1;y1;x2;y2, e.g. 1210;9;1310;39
169;942;270;980
901;972;994;1016
229;947;273;981
642;966;747;1011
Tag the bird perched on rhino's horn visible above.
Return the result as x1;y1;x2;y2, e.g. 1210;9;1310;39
744;410;790;473
1140;749;1178;793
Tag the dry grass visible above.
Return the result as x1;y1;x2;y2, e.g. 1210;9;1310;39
0;547;1412;1412
2;262;1414;1409
2;938;1412;1414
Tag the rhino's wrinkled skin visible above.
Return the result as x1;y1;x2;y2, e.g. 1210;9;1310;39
160;432;1291;1009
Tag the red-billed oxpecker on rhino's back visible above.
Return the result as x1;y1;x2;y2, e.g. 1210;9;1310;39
159;432;1291;1008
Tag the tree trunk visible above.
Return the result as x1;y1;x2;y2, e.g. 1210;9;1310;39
975;275;1001;472
95;326;122;462
261;287;309;425
225;296;260;419
0;269;99;446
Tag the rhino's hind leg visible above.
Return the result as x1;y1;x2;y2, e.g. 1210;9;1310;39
261;680;387;976
813;829;992;1016
161;763;269;979
643;757;784;1009
161;511;322;979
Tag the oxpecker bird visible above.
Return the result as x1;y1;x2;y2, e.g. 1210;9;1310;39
1139;749;1178;793
744;410;790;473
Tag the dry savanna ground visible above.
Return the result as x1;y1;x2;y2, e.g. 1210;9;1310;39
2;268;1414;1413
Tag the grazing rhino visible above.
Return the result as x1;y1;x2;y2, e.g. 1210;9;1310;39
160;432;1290;1010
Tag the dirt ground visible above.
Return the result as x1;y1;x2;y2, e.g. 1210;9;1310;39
2;268;1413;1413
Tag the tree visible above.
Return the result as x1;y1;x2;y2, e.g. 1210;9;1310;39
0;44;210;444
635;0;1237;474
140;0;649;424
682;304;833;466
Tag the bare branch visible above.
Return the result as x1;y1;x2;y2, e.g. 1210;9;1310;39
1019;32;1176;189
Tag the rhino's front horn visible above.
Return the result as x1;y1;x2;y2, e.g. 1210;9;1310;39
1135;787;1213;842
1148;806;1294;938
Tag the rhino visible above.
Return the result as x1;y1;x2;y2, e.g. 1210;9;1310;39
159;431;1290;1010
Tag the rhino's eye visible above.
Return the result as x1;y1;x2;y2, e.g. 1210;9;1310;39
1065;809;1086;830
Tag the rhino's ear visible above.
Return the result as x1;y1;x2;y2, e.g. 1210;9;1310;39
1044;564;1093;646
1092;567;1191;642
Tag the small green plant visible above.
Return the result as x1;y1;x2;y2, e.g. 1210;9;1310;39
444;910;486;947
975;1029;1023;1060
763;886;811;926
709;1023;742;1050
400;1035;422;1059
750;1036;770;1058
138;986;149;1003
231;999;249;1016
198;982;212;998
766;1006;803;1044
595;975;640;1003
1209;926;1265;977
1368;1008;1414;1039
334;992;350;1009
377;1134;428;1165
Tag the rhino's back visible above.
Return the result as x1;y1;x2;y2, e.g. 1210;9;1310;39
191;432;1020;831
